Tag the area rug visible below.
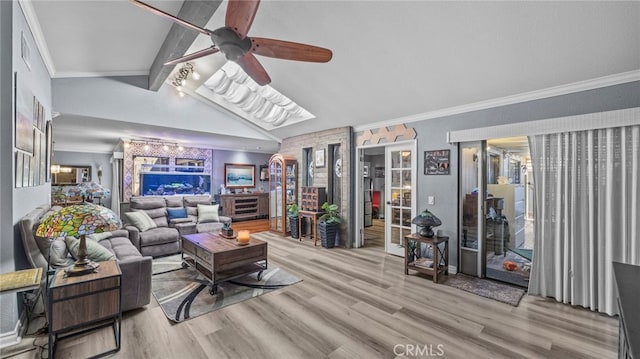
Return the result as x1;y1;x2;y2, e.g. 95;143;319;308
151;265;302;322
152;254;184;275
443;274;526;306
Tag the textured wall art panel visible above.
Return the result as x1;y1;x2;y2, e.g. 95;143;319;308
355;124;416;146
123;142;213;200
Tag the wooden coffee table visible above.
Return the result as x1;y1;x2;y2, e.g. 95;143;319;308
181;232;268;295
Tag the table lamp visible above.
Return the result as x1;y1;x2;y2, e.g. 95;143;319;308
411;209;442;237
36;203;122;276
78;181;111;205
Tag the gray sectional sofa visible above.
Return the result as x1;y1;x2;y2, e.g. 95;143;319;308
125;195;231;257
19;204;152;312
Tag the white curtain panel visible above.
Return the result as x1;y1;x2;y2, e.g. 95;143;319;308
111;159;121;217
528;125;640;315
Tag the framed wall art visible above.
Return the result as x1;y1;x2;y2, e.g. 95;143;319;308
14;73;34;154
15;152;23;188
224;163;256;188
424;149;450;175
45;120;53;182
315;149;325;168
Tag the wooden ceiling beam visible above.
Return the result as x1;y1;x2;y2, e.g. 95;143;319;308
148;0;222;91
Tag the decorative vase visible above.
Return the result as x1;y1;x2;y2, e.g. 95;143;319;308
290;216;308;239
290;216;300;239
318;221;338;248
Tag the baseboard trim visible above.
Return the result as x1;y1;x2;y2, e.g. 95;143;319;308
0;318;23;349
448;265;457;275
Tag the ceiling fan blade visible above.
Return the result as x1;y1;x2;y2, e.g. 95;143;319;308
164;46;220;66
129;0;211;36
236;52;271;86
250;37;332;63
225;0;260;39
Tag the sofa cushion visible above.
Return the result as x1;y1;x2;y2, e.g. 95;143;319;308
142;208;169;228
138;227;179;247
130;196;166;210
165;196;183;208
65;236;116;261
125;211;157;232
196;222;225;233
184;196;212;217
197;204;220;223
167;208;188;221
99;236;143;261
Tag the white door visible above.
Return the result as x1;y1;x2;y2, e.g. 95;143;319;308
385;143;416;256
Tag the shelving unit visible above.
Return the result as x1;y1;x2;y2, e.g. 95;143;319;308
220;193;268;221
269;154;297;235
301;186;326;212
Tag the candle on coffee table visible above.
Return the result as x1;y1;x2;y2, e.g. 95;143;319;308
237;230;250;244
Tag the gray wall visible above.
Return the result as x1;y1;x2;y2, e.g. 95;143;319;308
52;76;269;140
53;151;113;208
1;2;52;336
413;81;640;269
212;150;272;193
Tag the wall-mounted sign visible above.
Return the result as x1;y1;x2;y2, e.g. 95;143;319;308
424;149;450;175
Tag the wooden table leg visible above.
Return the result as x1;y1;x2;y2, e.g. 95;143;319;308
433;242;438;283
313;215;318;246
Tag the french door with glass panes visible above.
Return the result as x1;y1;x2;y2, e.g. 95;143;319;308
385;143;416;256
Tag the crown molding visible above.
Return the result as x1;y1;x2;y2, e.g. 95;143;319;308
18;0;56;77
354;70;640;132
53;70;150;79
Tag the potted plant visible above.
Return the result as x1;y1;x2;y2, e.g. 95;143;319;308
318;202;341;248
287;203;303;239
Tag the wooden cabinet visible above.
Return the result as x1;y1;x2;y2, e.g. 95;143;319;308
301;186;326;212
269;154;297;235
220;193;268;221
487;184;525;248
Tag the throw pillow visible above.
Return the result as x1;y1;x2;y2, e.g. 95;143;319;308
125;211;157;232
167;208;188;221
65;236;115;262
49;239;73;267
197;204;220;223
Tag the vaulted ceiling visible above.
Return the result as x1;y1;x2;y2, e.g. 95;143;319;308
24;1;640;153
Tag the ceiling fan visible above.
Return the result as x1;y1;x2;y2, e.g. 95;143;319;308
130;0;333;86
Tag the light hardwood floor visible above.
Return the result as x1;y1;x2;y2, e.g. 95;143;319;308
4;230;618;359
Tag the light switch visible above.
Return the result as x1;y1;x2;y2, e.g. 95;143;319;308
428;196;435;205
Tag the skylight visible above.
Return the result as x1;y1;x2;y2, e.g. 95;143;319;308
196;62;315;131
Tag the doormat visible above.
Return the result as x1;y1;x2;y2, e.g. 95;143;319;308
151;266;302;322
442;274;526;306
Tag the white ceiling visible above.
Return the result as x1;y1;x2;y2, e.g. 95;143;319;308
27;1;640;153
